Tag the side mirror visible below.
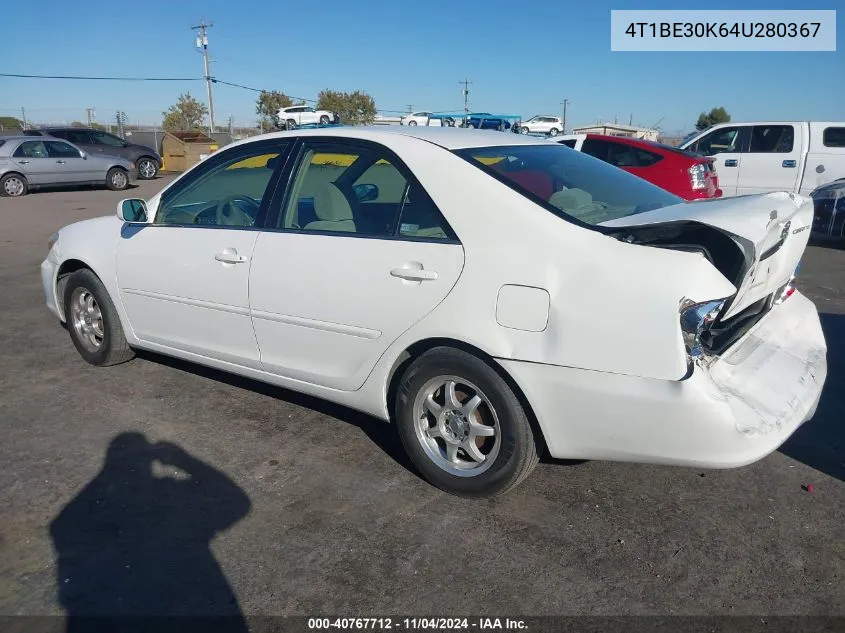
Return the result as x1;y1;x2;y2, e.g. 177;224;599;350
80;151;87;159
118;198;149;223
353;183;379;202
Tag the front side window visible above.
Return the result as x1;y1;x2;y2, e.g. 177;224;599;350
749;125;794;153
13;141;49;158
456;144;682;225
45;141;82;158
156;143;288;226
695;127;742;155
91;131;126;147
278;141;454;240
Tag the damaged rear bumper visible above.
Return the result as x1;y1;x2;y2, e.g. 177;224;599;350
499;290;827;468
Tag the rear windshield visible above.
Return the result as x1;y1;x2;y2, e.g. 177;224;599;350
456;144;682;225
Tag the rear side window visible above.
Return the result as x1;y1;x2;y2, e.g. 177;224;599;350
558;139;577;148
47;130;69;140
749;125;794;153
823;127;845;148
13;141;48;158
633;148;663;167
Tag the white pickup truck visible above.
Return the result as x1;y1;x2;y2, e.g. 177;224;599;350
679;122;845;197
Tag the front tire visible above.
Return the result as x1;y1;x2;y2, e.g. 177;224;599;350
395;347;539;497
319;115;330;125
63;269;134;366
136;157;158;179
106;167;129;191
286;119;297;130
0;173;28;197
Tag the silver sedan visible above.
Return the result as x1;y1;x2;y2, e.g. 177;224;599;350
0;136;136;197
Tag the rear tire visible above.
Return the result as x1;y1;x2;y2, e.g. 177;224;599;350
408;120;417;126
395;347;539;497
63;269;135;366
0;173;28;197
520;126;529;135
549;128;560;137
106;167;129;191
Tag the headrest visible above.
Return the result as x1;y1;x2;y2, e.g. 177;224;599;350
314;183;353;222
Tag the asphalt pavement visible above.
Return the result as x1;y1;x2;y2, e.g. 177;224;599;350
0;177;842;621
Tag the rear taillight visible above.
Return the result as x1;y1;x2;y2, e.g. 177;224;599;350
773;264;800;305
679;298;725;359
687;163;708;190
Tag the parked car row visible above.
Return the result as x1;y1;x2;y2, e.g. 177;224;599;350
23;127;162;180
0;135;137;197
42;126;826;497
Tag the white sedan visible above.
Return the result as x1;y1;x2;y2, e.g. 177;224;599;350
41;127;827;497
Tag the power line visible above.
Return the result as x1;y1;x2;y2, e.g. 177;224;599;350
0;73;202;81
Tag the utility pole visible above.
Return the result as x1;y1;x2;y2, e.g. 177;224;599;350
86;107;95;127
20;107;27;129
460;78;472;115
115;111;127;138
629;113;633;126
192;20;215;133
561;99;569;134
228;115;234;137
407;104;414;113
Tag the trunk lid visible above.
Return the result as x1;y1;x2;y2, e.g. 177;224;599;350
601;191;812;319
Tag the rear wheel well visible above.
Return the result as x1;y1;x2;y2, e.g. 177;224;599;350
56;259;94;319
385;338;548;455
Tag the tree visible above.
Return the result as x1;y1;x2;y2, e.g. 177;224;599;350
316;89;377;126
162;92;208;131
255;90;301;130
695;107;731;131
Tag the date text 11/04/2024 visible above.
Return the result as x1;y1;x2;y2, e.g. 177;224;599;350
307;618;528;630
624;22;821;38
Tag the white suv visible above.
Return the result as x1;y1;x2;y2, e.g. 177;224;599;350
517;115;564;136
276;106;337;129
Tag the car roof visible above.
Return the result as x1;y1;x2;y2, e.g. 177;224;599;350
235;126;554;150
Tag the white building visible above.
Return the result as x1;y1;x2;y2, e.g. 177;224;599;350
571;123;660;142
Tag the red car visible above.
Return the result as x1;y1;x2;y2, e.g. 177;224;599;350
554;133;722;200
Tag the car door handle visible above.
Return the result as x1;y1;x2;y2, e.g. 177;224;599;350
390;267;438;281
56;160;66;164
724;159;738;167
214;250;249;264
782;160;796;168
17;160;29;164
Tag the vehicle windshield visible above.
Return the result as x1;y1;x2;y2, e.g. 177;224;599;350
456;144;682;225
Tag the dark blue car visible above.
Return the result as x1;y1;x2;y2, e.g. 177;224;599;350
466;113;512;131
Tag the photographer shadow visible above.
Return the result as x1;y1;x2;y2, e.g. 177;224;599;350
49;432;251;633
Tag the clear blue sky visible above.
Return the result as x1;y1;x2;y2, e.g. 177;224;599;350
1;0;842;134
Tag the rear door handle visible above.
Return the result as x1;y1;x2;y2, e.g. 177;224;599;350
390;267;438;281
18;160;29;164
782;160;796;168
215;249;249;264
724;159;738;167
56;160;66;164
